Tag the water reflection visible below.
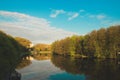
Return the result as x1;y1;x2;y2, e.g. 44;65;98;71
17;55;85;80
51;55;120;80
33;54;51;60
16;54;51;69
16;55;120;80
16;59;32;69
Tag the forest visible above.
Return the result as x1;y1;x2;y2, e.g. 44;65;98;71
33;43;51;54
52;25;120;59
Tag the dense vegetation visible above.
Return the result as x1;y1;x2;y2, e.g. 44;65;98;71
0;30;31;80
32;43;51;55
52;25;120;58
33;43;51;51
15;37;32;49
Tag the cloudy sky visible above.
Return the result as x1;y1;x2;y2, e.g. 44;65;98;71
0;0;120;44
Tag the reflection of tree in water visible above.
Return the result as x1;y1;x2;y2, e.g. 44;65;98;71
51;55;120;80
16;59;32;69
33;54;51;60
16;54;51;69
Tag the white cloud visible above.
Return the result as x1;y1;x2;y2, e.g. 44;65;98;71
50;9;80;20
100;20;120;26
89;14;106;20
0;11;76;44
49;9;108;21
68;13;79;21
96;14;106;19
50;9;65;18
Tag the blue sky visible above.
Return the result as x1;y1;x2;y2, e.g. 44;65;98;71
0;0;120;44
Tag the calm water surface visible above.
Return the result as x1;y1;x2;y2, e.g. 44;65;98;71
16;55;120;80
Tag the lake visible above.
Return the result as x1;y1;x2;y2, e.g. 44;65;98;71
16;55;120;80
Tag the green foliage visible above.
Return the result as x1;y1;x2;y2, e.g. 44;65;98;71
52;25;120;58
33;43;51;54
15;37;31;48
0;30;30;80
0;30;28;64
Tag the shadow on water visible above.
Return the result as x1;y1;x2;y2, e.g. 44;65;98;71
32;54;51;60
16;59;32;69
16;54;51;69
9;54;120;80
51;55;120;80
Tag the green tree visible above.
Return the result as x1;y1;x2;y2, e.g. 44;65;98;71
51;25;120;59
15;37;31;49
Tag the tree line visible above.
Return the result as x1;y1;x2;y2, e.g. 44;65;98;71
33;43;51;52
52;25;120;58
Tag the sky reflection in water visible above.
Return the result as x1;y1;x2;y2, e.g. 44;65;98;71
17;55;120;80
